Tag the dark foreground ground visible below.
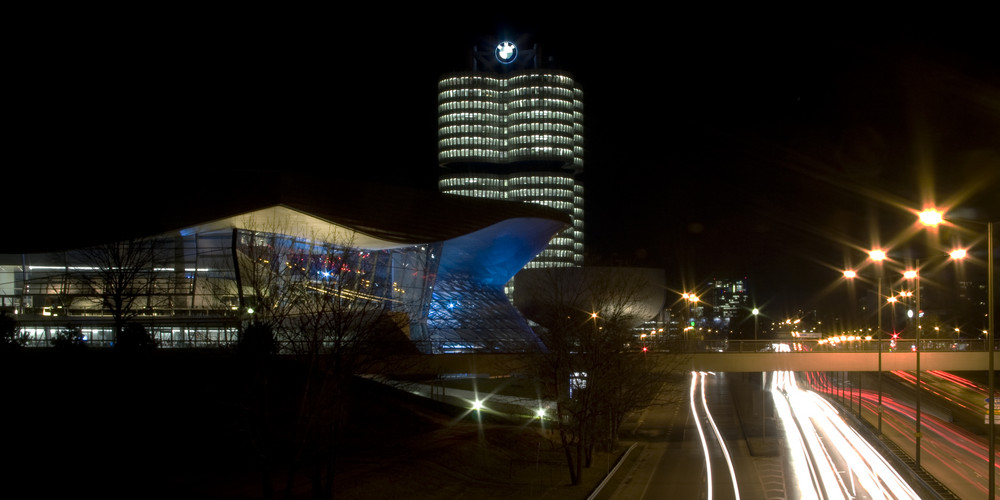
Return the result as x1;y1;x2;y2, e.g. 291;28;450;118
1;349;623;499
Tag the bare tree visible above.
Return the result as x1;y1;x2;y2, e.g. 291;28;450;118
71;238;163;345
517;267;666;485
226;218;417;500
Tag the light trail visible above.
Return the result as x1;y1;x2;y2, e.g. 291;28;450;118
690;371;714;499
771;370;823;499
892;370;991;415
699;372;741;500
689;371;741;500
804;371;1000;497
772;370;921;499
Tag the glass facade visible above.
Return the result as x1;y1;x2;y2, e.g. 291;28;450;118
1;209;561;353
3;230;239;347
426;276;544;353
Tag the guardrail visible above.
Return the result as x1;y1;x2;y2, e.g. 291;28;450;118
646;338;996;354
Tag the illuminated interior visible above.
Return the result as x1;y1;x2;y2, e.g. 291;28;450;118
1;190;568;354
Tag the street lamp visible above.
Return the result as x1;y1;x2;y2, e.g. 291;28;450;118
910;208;942;470
907;208;989;474
752;306;765;441
870;248;887;434
928;213;996;500
843;250;887;429
682;293;699;351
752;307;760;345
904;259;929;468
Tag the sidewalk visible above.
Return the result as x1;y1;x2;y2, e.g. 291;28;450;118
374;377;558;418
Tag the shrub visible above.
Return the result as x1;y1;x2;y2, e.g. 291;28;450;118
116;322;158;352
51;326;87;351
0;310;28;351
237;322;277;358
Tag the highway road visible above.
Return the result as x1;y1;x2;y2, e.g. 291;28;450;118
771;371;920;499
806;370;1000;498
601;371;924;499
600;371;764;499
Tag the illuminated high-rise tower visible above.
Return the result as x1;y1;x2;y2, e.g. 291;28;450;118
438;40;584;275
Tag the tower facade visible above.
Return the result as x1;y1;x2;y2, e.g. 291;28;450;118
438;40;584;272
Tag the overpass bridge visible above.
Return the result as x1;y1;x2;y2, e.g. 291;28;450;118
681;350;999;372
388;340;1000;376
402;351;1000;376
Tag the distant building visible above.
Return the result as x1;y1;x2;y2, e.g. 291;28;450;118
437;39;584;275
955;280;988;336
710;276;749;319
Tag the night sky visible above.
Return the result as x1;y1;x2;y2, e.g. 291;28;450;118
9;10;999;318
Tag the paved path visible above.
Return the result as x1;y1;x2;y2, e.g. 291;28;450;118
377;377;556;417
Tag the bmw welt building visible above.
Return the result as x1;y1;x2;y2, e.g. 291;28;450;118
0;178;568;354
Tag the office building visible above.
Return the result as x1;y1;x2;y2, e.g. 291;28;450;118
437;40;584;272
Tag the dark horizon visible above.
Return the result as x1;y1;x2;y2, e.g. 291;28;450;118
8;11;999;321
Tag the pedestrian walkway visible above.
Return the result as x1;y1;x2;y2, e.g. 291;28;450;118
367;376;556;418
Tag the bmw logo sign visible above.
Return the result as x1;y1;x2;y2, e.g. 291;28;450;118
495;41;517;64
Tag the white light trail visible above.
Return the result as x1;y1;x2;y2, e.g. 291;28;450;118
700;372;741;500
771;371;822;499
689;371;741;500
772;370;920;500
690;371;714;500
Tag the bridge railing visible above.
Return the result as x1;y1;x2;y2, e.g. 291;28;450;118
656;338;996;353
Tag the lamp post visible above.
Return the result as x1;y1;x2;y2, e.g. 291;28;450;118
989;221;996;500
912;208;993;478
870;249;887;434
843;248;887;431
752;306;764;440
906;262;924;467
903;259;947;468
683;292;699;351
938;216;996;500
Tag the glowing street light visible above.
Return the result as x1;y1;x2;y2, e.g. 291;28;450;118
918;209;944;227
752;308;760;344
681;292;700;351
